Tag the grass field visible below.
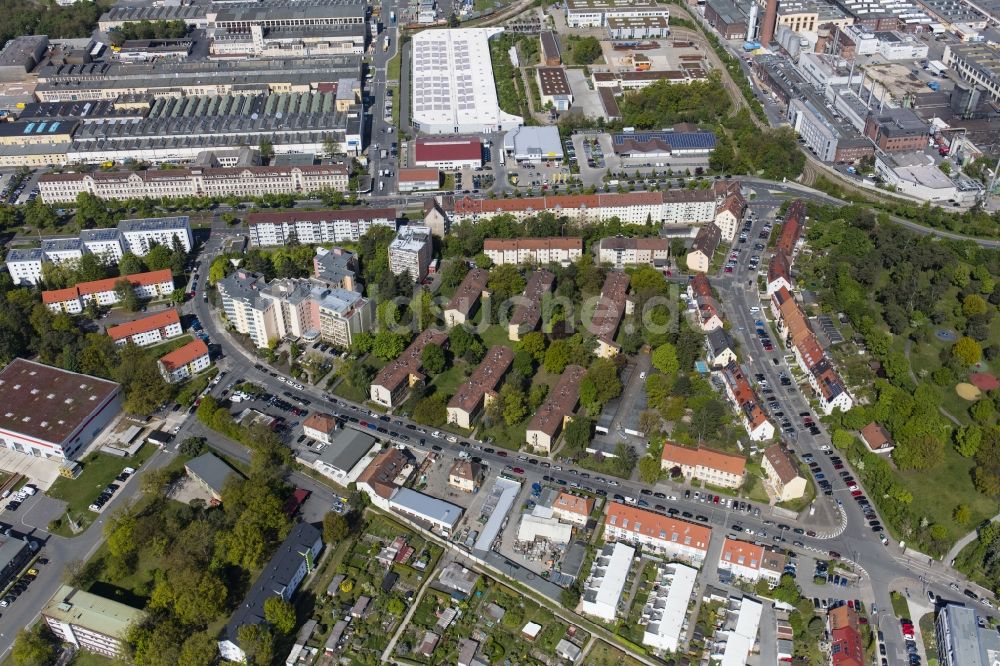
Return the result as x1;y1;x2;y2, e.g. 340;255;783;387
586;640;646;666
890;590;911;621
47;445;157;536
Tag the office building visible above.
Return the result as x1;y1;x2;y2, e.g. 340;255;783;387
483;237;583;266
107;309;183;347
606;15;671;38
447;346;514;428
536;68;574;111
863;107;928;152
388;225;434;282
42;269;175;314
42;586;144;658
0;358;122;460
219;523;323;663
411;28;523;134
526;365;585;453
611;129;717;160
565;0;670;28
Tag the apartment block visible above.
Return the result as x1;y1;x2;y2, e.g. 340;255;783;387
686;223;721;273
370;329;450;407
605;503;711;566
443;268;490;328
247;208;396;246
591;271;630;358
719;361;774;440
42;586;144;658
509;269;555;341
107;309;183;347
525;365;586;454
483;237;583;266
595;236;670;269
447;346;514;428
718;538;785;585
313;246;359;292
761;444;806;501
388;225;433;282
687;274;724;332
660;443;746;489
42;269;175;314
158;339;211;383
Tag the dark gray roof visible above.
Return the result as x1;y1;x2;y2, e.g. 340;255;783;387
707;328;735;355
222;522;322;646
317;428;376;471
184;453;242;496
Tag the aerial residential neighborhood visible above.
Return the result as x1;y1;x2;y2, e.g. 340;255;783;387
0;0;996;663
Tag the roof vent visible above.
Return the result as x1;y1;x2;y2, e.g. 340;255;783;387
64;398;74;405
46;393;55;399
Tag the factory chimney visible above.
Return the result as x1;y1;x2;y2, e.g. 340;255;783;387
761;0;778;45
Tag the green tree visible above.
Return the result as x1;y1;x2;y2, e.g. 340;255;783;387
971;398;995;426
500;384;528;425
956;425;983;458
544;339;571;374
237;623;274;666
144;244;174;271
264;596;297;636
563;417;592;452
571;36;602;65
580;358;622;410
954;336;983;366
954;504;973;525
258;138;274;161
114;278;141;311
422;344;446;375
371;330;408;361
323;511;350;543
178;631;219;666
638;456;661;484
651;342;680;376
529;383;549;409
11;625;57;666
387;596;406;614
518;331;547;362
115;344;174;415
963;294;989;318
413;394;448;426
172;569;228;626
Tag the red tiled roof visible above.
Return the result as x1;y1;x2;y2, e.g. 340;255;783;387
158;339;208;372
777;200;805;257
397;168;440;182
606;503;712;551
553;492;593;517
527;365;585;436
661;443;746;476
303;412;337;434
447;346;514;413
720;537;763;570
43;269;173;304
107;309;180;341
414;137;483;163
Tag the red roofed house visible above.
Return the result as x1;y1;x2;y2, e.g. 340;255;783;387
687;274;724;332
107;309;183;347
719;361;775;440
551;492;594;526
157;339;211;383
397;168;441;193
660;442;746;489
414;137;483;170
713;191;747;242
859;422;894;454
829;605;864;666
605;502;712;564
43;269;175;314
718;537;786;584
302;412;338;444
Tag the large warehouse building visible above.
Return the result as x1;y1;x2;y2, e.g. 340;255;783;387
410;28;523;134
0;359;122;460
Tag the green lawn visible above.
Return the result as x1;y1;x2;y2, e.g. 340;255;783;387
386;51;401;82
332;378;370;404
586;640;646;666
919;612;939;665
479;324;517;352
47;445;157;536
890;590;911;620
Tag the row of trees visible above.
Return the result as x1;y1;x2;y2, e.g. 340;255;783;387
41;238;188;291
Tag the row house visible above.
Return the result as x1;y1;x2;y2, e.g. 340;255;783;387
42;269;175;314
687;274;724;332
719;361;775;440
605;502;712;566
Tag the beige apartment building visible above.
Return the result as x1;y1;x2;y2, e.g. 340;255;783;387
660;443;746;489
483;237;583;266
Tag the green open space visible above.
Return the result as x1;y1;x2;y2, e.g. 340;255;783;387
47;445;157;536
919;612;939;665
890;590;911;620
586;640;646;666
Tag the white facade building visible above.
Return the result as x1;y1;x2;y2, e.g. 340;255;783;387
158;339;211;383
107;309;183;347
642;563;698;652
247;209;397;246
388;225;434;282
581;542;634;621
42;269;175;314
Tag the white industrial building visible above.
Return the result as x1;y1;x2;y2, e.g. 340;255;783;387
874;151;982;205
410;28;523;134
0;358;122;460
642;563;698;652
581;542;634;621
388;487;464;534
517;514;573;543
565;0;670;28
503;126;563;163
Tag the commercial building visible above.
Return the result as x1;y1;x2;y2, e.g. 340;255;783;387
863;107;928;152
874;151;982;205
0;358;122;460
565;0;671;28
219;523;324;663
688;274;724;332
370;329;450;407
443;189;717;226
447;346;514;428
705;0;748;39
184;453;243;503
217;271;373;349
719;361;775;440
42;586;144;658
443;268;490;328
935;602;1000;666
686;223;721;273
39;165;350;204
641;563;698;652
483;237;583;266
526;365;586;453
541;31;562;66
518;514;574;543
605;503;712;565
761;444;807;501
0;35;48;82
581;542;635;620
612;130;717;161
591;271;630;358
606;15;671;39
397;168;441;192
388;225;434;282
508;269;555;341
536;68;574;111
311;428;378;483
107;309;183;347
248;208;396;247
357;447;463;533
5;217;192;286
660;443;746;489
503;126;564;162
42;269;175;314
302;412;339;444
411;28;523;134
596;237;670;269
158;339;211;383
414;137;484;169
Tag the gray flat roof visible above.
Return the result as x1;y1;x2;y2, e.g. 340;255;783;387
185;452;242;495
317;428;376;471
391;487;463;528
